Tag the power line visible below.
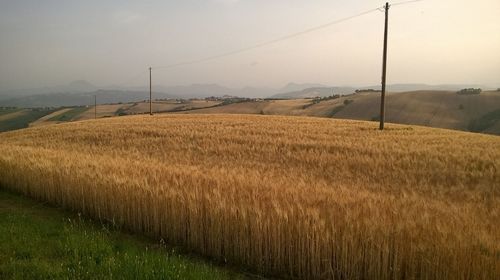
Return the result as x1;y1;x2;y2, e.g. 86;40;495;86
107;1;425;89
124;0;424;117
152;1;424;71
152;6;382;70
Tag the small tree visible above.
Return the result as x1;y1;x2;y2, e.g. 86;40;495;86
343;99;353;106
457;88;481;95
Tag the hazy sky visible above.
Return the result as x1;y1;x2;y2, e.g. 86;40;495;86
1;0;499;90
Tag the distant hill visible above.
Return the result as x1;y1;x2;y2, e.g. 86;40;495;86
157;84;236;99
0;80;99;101
182;90;500;135
384;83;492;92
132;84;273;99
330;90;500;134
272;87;356;99
1;90;499;135
271;84;498;99
3;81;498;106
0;90;177;108
279;82;328;93
0;83;274;107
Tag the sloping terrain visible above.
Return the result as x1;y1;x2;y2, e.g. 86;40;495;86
29;108;73;127
76;104;130;120
271;87;355;99
1;90;499;135
0;108;55;132
270;84;494;99
0;115;498;279
182;99;311;115
125;100;222;115
0;90;176;108
0;100;222;131
182;90;500;135
330;90;500;134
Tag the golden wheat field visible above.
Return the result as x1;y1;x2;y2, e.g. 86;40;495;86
0;114;499;279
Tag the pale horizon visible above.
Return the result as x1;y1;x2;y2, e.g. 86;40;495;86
1;0;499;91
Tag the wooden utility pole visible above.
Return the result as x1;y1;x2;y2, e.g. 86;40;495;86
379;2;390;130
149;67;153;115
94;95;97;119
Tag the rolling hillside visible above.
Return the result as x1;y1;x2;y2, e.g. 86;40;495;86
0;115;499;279
124;100;222;115
0;100;222;130
330;90;500;133
0;90;178;108
0;108;56;132
182;90;500;135
181;99;312;115
1;90;499;135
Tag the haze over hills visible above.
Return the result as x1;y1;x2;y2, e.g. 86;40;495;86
279;82;329;93
0;90;179;108
271;86;357;99
3;88;499;135
270;83;499;99
0;81;271;107
0;80;99;101
1;80;498;108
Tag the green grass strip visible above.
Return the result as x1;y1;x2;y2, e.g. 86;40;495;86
0;189;249;280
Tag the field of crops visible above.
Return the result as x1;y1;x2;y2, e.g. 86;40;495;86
0;114;498;279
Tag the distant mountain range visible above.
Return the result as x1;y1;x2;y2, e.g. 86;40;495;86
0;81;274;107
279;82;329;93
0;80;99;101
0;80;497;107
0;90;179;108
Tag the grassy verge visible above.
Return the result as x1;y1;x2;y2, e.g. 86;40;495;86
0;189;251;280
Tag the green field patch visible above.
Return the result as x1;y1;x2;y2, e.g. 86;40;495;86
0;108;22;117
468;109;500;133
48;107;88;122
328;105;346;117
0;109;55;132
